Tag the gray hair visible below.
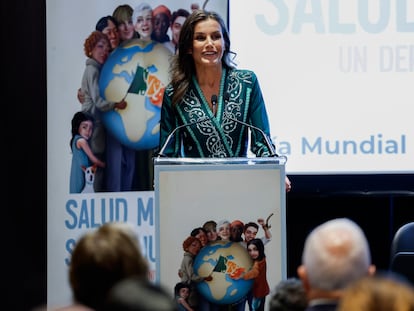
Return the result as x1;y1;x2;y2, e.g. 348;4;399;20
132;3;152;24
302;218;372;290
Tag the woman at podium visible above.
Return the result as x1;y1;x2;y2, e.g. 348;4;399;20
158;9;291;191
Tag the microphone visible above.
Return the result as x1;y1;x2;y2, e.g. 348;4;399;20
211;94;217;116
223;93;278;157
223;92;230;102
158;115;212;157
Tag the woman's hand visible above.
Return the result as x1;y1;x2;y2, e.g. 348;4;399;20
285;176;292;192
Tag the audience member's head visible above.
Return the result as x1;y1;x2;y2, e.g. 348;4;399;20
69;222;149;310
102;276;178;311
297;218;376;302
337;273;414;311
269;278;307;311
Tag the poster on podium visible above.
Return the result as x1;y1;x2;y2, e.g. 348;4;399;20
154;156;287;307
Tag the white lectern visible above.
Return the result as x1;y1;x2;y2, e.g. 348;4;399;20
153;157;287;296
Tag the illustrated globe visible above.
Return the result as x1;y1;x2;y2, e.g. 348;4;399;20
193;240;253;305
99;39;171;150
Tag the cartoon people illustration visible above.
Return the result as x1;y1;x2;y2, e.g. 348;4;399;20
69;111;105;193
164;8;190;54
174;282;194;311
179;236;212;310
80;30;127;192
113;4;138;42
230;220;245;243
216;219;231;241
190;227;208;247
151;5;172;43
232;238;270;311
133;3;154;42
203;220;219;242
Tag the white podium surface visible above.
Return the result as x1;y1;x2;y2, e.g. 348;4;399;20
154;157;287;298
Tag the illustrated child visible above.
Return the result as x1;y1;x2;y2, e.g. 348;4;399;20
179;236;212;309
165;8;190;54
231;238;270;311
203;220;219;242
174;282;194;311
69;111;105;193
230;220;245;243
151;4;171;43
81;30;127;191
190;227;208;247
113;4;138;43
242;217;272;248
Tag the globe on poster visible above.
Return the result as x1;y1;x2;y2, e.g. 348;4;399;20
193;240;254;305
99;39;171;150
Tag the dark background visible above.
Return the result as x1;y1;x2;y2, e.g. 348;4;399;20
8;1;413;310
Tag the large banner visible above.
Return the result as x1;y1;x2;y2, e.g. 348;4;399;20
47;1;228;308
230;0;414;175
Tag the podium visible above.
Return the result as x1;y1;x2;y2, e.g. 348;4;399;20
153;156;287;295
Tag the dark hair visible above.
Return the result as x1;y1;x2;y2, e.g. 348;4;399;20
171;8;190;25
244;222;259;233
190;227;206;237
170;10;236;107
69;223;149;310
247;238;266;261
269;278;307;311
103;276;177;311
96;15;118;32
174;281;191;296
70;111;94;150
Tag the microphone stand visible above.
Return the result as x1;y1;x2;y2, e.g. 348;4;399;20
157;117;212;157
220;93;278;157
225;115;278;157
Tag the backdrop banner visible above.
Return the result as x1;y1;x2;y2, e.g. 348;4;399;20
230;0;414;174
47;1;228;308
